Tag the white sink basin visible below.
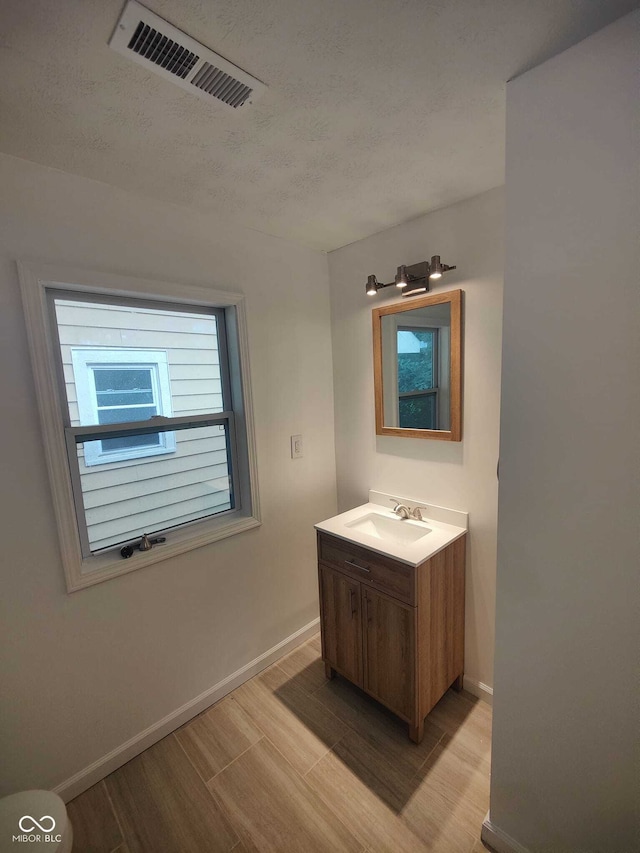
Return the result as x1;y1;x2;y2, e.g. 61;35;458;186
345;512;431;545
315;492;468;566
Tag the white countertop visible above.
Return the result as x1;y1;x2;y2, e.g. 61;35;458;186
315;490;468;567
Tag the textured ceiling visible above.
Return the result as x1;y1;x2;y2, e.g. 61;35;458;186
0;0;635;251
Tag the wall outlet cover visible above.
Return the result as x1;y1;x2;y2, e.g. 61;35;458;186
291;434;303;459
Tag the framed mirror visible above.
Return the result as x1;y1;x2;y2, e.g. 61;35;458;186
372;289;462;441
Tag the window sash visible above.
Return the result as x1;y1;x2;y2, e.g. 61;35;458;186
65;411;239;558
398;390;439;430
65;411;235;442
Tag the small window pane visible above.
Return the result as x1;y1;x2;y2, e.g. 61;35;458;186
97;405;160;453
101;432;162;452
76;422;233;552
94;369;153;393
397;328;436;392
399;394;437;429
96;391;155;406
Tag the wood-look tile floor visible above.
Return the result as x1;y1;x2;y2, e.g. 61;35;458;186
67;634;493;853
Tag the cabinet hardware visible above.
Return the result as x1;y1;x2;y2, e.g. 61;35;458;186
120;533;166;558
350;588;357;618
345;559;370;572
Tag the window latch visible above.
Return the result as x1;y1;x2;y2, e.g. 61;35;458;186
120;534;166;559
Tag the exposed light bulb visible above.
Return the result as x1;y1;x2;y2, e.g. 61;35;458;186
395;265;408;288
429;255;443;279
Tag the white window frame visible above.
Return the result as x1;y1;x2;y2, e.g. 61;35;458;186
71;348;176;465
18;261;261;592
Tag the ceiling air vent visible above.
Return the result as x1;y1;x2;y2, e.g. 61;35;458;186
109;0;266;111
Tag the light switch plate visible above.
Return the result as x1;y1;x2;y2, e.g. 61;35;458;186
290;434;303;459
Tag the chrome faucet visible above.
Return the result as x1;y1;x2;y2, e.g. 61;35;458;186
389;498;411;519
411;506;427;521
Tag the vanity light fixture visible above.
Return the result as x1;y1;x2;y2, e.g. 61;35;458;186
365;256;456;297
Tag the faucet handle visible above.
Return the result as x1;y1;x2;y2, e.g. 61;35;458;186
389;499;411;519
411;506;426;521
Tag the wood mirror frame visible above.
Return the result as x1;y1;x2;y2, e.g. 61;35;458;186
372;289;462;441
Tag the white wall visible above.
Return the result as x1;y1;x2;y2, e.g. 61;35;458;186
327;187;504;694
0;153;336;795
489;11;639;851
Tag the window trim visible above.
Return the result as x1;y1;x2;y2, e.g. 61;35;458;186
18;261;261;592
70;348;177;465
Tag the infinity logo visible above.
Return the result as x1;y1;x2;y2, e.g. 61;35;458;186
18;815;56;833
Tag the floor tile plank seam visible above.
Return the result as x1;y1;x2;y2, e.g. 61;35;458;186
308;677;332;699
300;727;351;779
202;781;246;853
172;728;267;786
224;691;273;742
460;827;481;853
101;777;127;852
229;683;350;771
305;683;365;737
248;732;367;848
164;729;248;852
269;661;361;737
255;729;336;782
405;728;446;786
208;738;366;853
401;759;487;828
302;758;419;853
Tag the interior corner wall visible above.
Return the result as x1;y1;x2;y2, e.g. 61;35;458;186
327;186;505;695
0;154;336;796
490;10;639;851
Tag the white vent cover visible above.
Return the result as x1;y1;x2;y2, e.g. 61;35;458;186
109;1;266;111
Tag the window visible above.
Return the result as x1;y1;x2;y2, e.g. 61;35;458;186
397;326;439;430
71;349;176;465
19;263;260;591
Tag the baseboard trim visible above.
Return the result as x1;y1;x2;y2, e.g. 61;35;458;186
53;618;320;802
463;675;493;706
481;811;531;853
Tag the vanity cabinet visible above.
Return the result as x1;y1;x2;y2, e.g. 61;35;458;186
317;530;465;743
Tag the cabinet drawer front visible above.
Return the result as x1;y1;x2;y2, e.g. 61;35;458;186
318;532;415;605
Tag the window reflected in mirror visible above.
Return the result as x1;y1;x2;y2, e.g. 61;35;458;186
373;290;462;441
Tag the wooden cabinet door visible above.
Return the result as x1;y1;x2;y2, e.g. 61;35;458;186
319;565;363;687
363;587;416;722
